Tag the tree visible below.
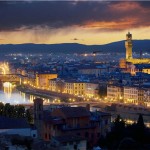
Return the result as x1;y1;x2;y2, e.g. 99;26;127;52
118;137;140;150
103;115;126;149
9;105;15;118
17;105;25;118
0;102;4;115
13;105;19;118
11;137;33;150
3;103;12;117
135;114;145;143
0;104;26;119
98;114;150;149
113;115;125;132
25;109;33;124
137;114;145;129
24;138;33;150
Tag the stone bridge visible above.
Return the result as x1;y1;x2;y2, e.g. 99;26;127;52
0;62;20;83
0;74;20;82
0;62;9;74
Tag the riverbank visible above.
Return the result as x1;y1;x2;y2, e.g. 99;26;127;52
16;85;150;127
16;85;58;100
16;85;88;103
16;85;103;104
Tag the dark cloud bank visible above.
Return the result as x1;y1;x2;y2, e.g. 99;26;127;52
0;1;149;31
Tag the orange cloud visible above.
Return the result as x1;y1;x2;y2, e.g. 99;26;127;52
0;1;150;44
110;2;142;11
79;1;150;31
81;18;138;31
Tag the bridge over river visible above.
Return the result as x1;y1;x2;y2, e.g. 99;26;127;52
0;74;20;82
0;62;20;83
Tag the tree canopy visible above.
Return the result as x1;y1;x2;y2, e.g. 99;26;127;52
0;103;33;123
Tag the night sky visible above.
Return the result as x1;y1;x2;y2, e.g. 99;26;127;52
0;1;150;44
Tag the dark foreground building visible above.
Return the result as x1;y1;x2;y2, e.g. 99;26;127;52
34;98;111;148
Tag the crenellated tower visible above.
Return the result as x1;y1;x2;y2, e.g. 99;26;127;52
120;32;150;70
125;32;133;59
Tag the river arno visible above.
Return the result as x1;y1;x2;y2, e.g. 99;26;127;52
1;82;150;128
0;82;52;104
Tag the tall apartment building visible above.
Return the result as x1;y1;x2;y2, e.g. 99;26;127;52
107;85;123;102
49;78;99;98
124;86;138;104
107;84;149;106
143;88;150;107
36;73;57;89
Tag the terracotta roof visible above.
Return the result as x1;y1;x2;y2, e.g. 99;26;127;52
58;107;90;118
43;110;64;124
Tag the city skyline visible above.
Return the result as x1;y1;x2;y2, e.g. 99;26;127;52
0;1;150;45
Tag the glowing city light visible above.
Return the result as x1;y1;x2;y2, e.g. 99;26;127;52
3;82;12;88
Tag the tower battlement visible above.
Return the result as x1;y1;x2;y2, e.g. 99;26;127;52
125;32;150;64
125;32;133;59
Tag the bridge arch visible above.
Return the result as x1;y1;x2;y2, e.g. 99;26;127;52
0;63;9;75
0;67;6;74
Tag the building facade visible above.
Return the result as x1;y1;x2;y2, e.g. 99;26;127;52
36;73;57;89
124;86;139;104
49;78;99;98
33;98;111;147
107;85;123;102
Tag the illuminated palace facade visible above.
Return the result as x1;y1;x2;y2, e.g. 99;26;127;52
120;32;150;68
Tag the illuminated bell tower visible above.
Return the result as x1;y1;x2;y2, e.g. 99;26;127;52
125;32;133;59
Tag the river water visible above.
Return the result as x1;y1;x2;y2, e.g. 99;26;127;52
0;82;51;104
1;82;150;127
0;86;33;104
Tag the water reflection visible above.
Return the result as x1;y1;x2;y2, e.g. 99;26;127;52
0;83;30;104
0;82;35;104
0;82;51;104
3;82;12;99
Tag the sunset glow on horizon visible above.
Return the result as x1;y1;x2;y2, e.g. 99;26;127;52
0;1;149;45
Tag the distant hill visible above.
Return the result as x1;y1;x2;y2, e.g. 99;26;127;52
0;40;149;54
